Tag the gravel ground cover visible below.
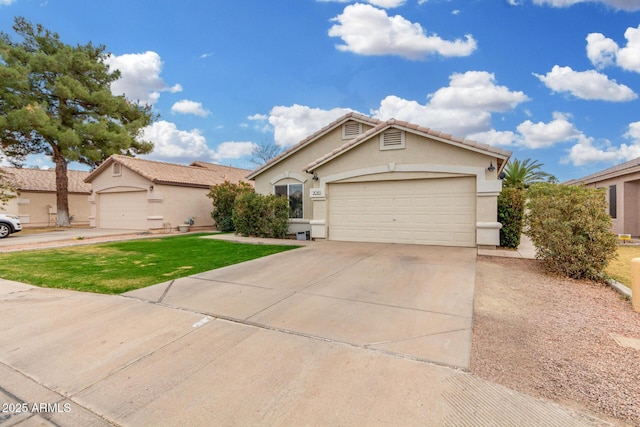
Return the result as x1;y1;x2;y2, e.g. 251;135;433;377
472;256;640;426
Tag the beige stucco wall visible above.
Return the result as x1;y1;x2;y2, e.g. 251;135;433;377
253;122;505;246
583;171;640;236
1;190;90;227
89;163;215;230
253;121;377;225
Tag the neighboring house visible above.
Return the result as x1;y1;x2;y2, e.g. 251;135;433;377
248;112;511;248
0;167;91;227
567;156;640;236
85;155;251;231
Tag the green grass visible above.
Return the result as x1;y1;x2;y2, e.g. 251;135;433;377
605;245;640;288
0;233;299;294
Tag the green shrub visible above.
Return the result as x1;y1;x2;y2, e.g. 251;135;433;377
208;180;254;232
232;192;289;238
525;183;616;280
498;187;526;248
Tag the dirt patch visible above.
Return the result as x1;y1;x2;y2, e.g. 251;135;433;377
472;256;640;426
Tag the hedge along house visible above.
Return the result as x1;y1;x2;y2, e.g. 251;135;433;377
0;167;91;227
247;113;511;248
85;155;251;231
567;156;640;236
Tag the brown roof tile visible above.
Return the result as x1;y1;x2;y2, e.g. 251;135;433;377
570;156;640;184
0;167;91;193
85;155;252;188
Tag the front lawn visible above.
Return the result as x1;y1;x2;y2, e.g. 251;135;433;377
0;234;298;294
605;245;640;288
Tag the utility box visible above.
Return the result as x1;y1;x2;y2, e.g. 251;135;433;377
296;231;310;241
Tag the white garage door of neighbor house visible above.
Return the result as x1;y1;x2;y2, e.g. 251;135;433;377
328;178;476;247
99;192;148;229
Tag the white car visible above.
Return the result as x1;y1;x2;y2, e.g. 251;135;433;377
0;214;22;239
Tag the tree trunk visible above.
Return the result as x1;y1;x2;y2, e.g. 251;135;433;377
54;154;70;227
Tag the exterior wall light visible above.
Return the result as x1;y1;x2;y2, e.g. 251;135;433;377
488;161;496;172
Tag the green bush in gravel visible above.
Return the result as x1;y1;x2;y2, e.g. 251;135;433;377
525;183;616;280
498;186;526;248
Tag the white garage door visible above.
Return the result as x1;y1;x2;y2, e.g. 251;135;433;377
99;192;148;229
328;178;476;247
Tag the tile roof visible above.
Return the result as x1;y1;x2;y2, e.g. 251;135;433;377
247;112;381;179
85;155;252;188
304;118;512;172
0;167;91;193
569;156;640;184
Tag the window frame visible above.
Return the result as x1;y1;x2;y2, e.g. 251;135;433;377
274;183;304;219
609;185;617;219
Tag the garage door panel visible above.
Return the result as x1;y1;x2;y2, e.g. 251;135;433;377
99;192;147;230
328;178;476;247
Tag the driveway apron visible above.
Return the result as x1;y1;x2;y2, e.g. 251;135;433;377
125;241;476;370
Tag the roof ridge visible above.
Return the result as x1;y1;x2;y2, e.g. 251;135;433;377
304;119;511;172
572;156;640;183
247;111;381;179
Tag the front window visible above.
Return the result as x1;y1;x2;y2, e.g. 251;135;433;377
275;183;303;219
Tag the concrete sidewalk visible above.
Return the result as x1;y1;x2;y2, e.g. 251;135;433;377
478;234;537;259
0;227;148;248
1;280;599;426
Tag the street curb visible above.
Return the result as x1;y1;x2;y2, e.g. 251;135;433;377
605;278;632;300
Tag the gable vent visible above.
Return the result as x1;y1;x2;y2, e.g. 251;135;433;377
380;129;405;150
342;122;362;139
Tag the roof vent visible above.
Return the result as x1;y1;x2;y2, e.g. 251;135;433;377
380;129;405;150
342;121;362;139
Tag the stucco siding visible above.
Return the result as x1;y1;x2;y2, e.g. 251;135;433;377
583;171;640;236
2;191;90;227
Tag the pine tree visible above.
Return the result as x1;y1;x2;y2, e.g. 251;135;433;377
0;17;155;226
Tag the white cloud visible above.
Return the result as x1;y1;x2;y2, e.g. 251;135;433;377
624;121;640;141
140;121;258;164
429;71;529;112
371;71;529;136
516;112;583;149
317;0;406;7
171;100;210;117
533;65;637;101
105;51;182;105
473;112;587;151
140;120;213;163
467;129;520;147
586;33;619;69
532;0;640;11
565;137;640;166
587;25;640;73
328;3;476;60
214;142;257;161
617;25;640;73
268;105;355;147
561;121;640;166
374;94;493;136
0;0;17;5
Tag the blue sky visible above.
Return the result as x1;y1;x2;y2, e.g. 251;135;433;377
1;0;640;182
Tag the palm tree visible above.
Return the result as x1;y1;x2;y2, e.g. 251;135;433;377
502;158;552;188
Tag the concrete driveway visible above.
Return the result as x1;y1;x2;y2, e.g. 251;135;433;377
0;240;595;426
126;241;476;369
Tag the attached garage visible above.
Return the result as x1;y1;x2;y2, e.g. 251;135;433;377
328;177;476;247
247;113;511;248
98;191;148;229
